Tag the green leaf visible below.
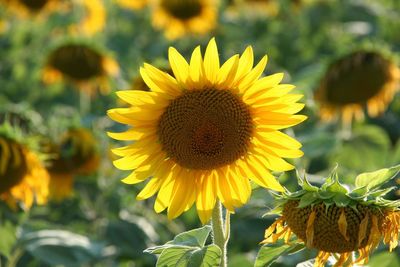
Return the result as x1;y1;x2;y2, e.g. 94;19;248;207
19;230;107;266
156;244;221;267
104;219;152;259
355;164;400;192
255;242;302;267
145;225;212;255
0;221;17;258
172;225;212;247
368;251;400;267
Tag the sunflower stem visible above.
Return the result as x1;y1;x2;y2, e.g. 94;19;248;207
211;201;229;267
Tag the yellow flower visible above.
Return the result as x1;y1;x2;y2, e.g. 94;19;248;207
116;0;148;10
262;168;400;267
1;0;64;18
226;0;280;18
46;128;99;201
0;136;49;210
75;0;106;36
152;0;218;40
108;38;306;223
314;51;400;125
42;42;119;95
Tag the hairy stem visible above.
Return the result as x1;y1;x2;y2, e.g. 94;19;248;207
211;201;230;267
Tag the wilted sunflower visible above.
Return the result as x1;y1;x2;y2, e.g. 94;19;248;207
1;0;64;18
108;38;306;223
116;0;147;10
315;51;400;125
152;0;218;40
46;128;99;201
43;42;119;95
0;131;49;210
262;166;400;266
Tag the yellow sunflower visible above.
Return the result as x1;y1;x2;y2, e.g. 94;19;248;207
226;0;279;18
0;135;49;210
1;0;67;18
315;51;400;125
108;38;306;223
152;0;218;40
116;0;148;10
262;167;400;266
42;42;119;95
46;128;99;201
71;0;106;36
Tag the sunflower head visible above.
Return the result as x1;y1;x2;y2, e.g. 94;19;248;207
315;51;400;124
47;127;99;175
43;42;119;94
0;135;28;194
108;38;306;223
227;0;280;18
152;0;218;39
2;0;63;18
0;123;49;210
263;166;400;266
116;0;148;10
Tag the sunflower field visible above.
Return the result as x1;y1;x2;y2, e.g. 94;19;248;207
1;0;400;266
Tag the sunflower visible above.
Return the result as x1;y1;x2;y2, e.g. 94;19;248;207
116;0;148;10
72;0;106;36
262;166;400;266
151;0;218;40
0;133;49;210
42;42;119;95
226;0;280;18
1;0;65;18
46;128;99;201
314;51;400;125
108;38;306;223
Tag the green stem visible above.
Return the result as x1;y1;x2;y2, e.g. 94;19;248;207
6;248;23;267
211;201;230;267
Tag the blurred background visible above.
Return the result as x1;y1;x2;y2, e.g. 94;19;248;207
0;0;399;266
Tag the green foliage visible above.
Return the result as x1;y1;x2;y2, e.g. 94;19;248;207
255;241;304;267
0;221;17;258
146;226;222;267
18;230;108;266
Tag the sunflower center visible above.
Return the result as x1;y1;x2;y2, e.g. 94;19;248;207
20;0;49;10
48;44;104;81
161;0;202;20
0;138;28;194
283;200;384;253
157;89;253;170
323;52;393;105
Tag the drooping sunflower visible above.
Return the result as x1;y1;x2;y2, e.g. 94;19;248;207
108;38;306;223
116;0;148;10
42;42;119;95
262;166;400;266
46;128;99;201
151;0;218;40
0;127;49;210
314;51;400;125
